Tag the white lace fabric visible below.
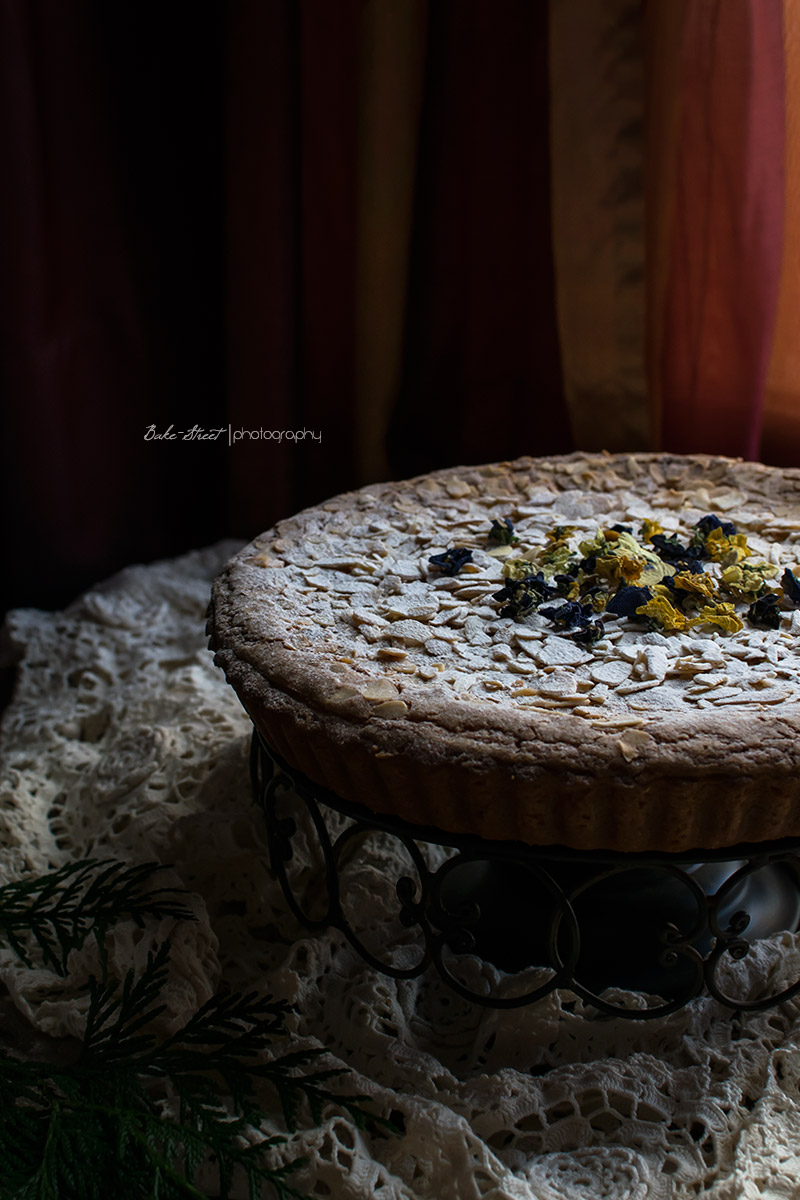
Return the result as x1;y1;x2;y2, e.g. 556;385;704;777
1;543;799;1198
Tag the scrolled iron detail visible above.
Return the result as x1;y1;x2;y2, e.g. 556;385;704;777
251;730;800;1018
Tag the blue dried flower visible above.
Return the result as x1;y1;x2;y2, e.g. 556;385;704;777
605;585;653;618
429;547;473;576
492;576;541;620
572;619;605;645
747;594;781;629
650;533;701;564
494;572;558;604
539;601;592;630
782;567;800;606
694;514;737;538
553;572;579;597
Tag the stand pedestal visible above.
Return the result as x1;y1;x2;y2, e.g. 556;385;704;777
251;730;800;1019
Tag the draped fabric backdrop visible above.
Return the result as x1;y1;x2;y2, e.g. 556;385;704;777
1;0;799;617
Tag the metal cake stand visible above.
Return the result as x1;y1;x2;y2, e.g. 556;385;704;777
251;729;800;1019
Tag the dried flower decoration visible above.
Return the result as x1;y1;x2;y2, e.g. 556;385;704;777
689;602;744;634
635;595;689;632
538;601;593;631
605;585;653;619
748;593;782;629
782;567;800;605
573;618;605;645
639;519;664;543
492;574;556;619
428;547;473;576
426;505;795;648
649;532;702;565
487;517;519;545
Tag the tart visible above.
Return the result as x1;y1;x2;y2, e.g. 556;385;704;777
208;453;800;852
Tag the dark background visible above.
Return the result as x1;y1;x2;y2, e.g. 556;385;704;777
0;1;577;619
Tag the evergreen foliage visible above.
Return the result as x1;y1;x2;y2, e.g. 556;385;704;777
0;860;394;1199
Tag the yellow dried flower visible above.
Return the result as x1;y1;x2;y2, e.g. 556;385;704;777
705;528;750;563
502;557;538;581
640;519;664;543
671;571;718;601
719;562;778;600
688;603;744;634
635;596;689;631
537;545;576;577
579;531;612;559
545;524;576;547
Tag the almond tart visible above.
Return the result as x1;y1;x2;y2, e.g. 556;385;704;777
208;453;800;853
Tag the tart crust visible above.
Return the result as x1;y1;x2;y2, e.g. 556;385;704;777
208;453;800;852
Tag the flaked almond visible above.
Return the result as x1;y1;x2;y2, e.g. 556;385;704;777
617;729;655;761
537;670;581;698
590;660;631;686
372;699;409;717
361;679;399;701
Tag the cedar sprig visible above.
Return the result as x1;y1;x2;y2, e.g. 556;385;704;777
0;859;397;1199
81;955;395;1139
0;859;196;975
0;1054;312;1200
0;951;353;1199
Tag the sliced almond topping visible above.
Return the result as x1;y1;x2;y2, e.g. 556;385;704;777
361;679;399;701
537;671;581;698
617;729;655;762
590;660;632;686
372;699;409;717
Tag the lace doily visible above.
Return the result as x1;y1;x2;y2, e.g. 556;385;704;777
2;543;800;1198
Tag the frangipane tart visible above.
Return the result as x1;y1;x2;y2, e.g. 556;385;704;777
208;453;800;853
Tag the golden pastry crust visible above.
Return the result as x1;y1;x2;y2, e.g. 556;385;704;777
208;452;800;851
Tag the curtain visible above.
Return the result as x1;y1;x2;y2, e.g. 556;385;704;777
549;0;793;462
226;0;569;532
2;0;799;614
647;0;786;461
0;0;228;612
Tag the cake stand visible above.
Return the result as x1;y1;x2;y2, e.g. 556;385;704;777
251;730;800;1020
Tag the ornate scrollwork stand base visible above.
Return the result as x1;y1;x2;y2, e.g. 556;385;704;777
251;730;800;1019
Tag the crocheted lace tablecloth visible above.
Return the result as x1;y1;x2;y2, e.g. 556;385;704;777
2;543;800;1199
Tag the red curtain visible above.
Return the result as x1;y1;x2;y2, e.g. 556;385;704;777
648;0;786;460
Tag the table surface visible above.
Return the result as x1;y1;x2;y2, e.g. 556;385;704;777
1;541;798;1199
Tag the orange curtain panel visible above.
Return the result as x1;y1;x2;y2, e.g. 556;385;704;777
645;0;786;460
762;0;800;465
